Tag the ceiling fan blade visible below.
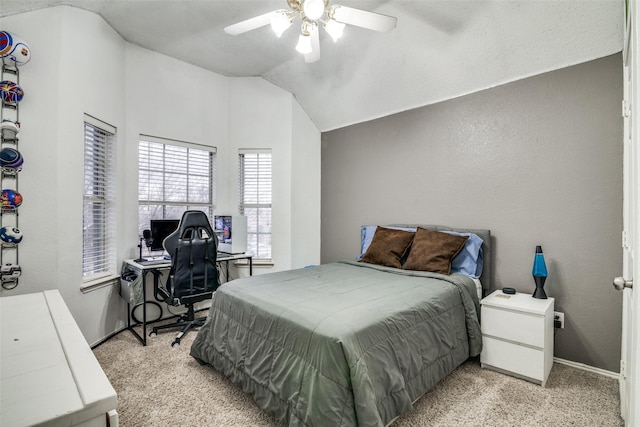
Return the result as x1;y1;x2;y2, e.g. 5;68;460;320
224;11;277;35
331;5;397;33
305;25;321;63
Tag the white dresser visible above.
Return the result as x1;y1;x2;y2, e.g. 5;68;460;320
480;290;554;386
1;290;118;426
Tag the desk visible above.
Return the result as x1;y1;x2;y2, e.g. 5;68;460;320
216;253;253;282
123;253;252;346
1;290;119;426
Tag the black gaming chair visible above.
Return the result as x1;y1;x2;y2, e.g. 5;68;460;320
150;211;220;347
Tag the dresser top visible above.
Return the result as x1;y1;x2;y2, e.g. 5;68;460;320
481;289;554;314
1;290;116;427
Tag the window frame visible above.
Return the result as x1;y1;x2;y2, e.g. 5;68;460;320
82;115;116;285
239;149;272;262
138;135;216;238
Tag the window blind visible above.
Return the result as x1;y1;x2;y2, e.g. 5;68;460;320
239;150;272;260
82;117;116;279
138;136;215;235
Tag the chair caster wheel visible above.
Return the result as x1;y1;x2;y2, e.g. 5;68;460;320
171;340;180;348
149;331;157;337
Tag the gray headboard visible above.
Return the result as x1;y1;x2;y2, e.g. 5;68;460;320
387;224;492;296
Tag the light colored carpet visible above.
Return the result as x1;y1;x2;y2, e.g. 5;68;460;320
93;324;624;426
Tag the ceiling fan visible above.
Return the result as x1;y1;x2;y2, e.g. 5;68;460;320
224;0;397;63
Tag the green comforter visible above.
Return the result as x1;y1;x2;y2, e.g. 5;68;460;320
190;261;482;426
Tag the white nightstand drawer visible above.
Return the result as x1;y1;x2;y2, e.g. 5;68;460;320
481;336;545;382
481;305;544;348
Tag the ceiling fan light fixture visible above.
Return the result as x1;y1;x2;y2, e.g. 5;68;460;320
225;1;397;62
303;0;325;20
296;32;313;54
324;18;345;42
270;10;293;37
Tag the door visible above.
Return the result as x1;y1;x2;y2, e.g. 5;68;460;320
619;0;638;424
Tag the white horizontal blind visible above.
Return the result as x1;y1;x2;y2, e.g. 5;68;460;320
138;136;215;235
239;150;272;260
82;117;116;279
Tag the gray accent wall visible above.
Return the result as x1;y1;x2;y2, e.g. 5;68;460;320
321;54;623;372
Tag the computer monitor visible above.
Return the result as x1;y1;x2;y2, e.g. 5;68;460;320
149;219;180;252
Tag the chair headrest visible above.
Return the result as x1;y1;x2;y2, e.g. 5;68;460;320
176;211;213;234
163;210;216;254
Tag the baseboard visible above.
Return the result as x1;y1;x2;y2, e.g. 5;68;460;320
554;357;620;380
91;326;127;349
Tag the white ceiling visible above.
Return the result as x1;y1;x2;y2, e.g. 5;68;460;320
0;0;624;131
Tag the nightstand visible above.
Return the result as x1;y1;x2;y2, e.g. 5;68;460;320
480;290;554;386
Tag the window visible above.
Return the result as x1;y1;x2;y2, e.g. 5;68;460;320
82;116;116;281
138;136;216;237
239;150;272;260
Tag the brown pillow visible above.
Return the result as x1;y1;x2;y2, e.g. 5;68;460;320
359;227;415;268
402;227;468;274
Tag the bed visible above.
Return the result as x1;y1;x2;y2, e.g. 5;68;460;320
190;225;492;426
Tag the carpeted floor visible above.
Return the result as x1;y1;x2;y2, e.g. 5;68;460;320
93;324;624;426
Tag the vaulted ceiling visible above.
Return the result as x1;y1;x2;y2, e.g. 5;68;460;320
0;0;624;131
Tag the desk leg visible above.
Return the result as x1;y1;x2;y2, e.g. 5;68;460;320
128;270;148;346
249;257;253;276
142;272;147;344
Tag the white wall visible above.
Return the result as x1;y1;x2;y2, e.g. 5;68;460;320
226;77;322;274
2;6;129;343
1;6;321;345
291;101;321;268
122;43;229;259
227;77;294;273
